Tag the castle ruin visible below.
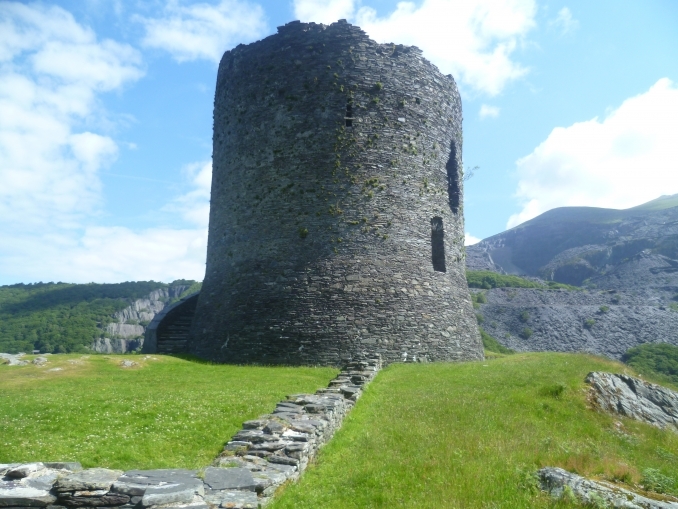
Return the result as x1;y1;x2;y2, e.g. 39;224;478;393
180;20;483;365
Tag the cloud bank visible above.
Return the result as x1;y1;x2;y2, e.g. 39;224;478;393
294;0;537;96
0;2;210;284
508;78;678;228
138;0;268;62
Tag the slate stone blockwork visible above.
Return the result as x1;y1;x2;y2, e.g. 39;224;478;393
189;19;483;365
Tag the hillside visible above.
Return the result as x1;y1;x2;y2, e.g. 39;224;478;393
465;195;678;357
0;280;200;354
466;193;678;291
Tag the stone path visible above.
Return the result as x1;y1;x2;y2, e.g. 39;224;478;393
0;354;381;509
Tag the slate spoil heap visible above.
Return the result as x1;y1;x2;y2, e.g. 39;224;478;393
0;355;381;509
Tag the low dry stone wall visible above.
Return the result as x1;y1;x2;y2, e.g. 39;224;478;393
0;355;381;509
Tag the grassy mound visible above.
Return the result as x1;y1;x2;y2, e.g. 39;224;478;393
480;328;514;355
466;270;577;291
271;353;678;508
623;343;678;385
0;355;336;470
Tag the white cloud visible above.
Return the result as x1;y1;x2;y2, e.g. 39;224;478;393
1;226;208;284
0;2;143;236
164;160;212;228
137;0;268;62
508;78;678;228
465;233;482;245
294;0;356;24
0;154;211;284
0;3;209;284
479;104;500;118
293;0;536;96
550;7;578;35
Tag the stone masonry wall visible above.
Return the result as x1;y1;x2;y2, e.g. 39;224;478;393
189;20;483;365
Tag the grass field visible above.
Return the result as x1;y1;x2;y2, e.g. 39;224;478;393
0;354;337;470
271;353;678;509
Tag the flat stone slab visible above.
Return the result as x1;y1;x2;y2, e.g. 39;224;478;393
5;464;45;479
203;490;259;509
24;472;59;491
43;463;81;472
0;485;57;507
203;468;257;491
113;469;201;497
141;484;199;507
586;372;678;431
107;470;203;508
55;468;122;492
539;467;678;508
151;494;209;509
58;491;130;507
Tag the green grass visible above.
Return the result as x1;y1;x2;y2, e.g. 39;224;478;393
466;270;578;291
271;353;678;509
629;193;678;211
480;328;514;355
0;354;336;470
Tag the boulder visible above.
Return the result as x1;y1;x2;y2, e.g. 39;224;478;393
586;372;678;431
539;467;678;508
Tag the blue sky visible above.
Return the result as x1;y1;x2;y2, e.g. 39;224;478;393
1;0;677;284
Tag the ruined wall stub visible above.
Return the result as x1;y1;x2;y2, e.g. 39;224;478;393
188;20;483;365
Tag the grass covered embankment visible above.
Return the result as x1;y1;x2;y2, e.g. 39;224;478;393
272;353;678;509
0;354;336;470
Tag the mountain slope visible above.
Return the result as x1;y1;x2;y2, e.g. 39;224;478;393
466;195;678;358
466;194;678;289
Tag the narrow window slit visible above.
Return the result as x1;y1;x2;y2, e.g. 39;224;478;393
345;99;353;127
431;216;446;273
446;141;460;213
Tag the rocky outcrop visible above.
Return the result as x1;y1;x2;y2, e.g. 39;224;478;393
473;287;678;359
104;323;145;340
90;338;143;354
0;353;28;366
0;354;381;508
539;467;678;508
91;286;192;354
110;288;189;325
586;372;678;431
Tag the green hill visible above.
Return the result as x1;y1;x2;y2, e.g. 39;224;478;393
0;280;199;354
466;193;678;287
630;193;678;211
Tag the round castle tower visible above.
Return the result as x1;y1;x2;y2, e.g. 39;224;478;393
188;20;483;365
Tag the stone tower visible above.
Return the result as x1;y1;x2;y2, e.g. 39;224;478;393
188;20;483;365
